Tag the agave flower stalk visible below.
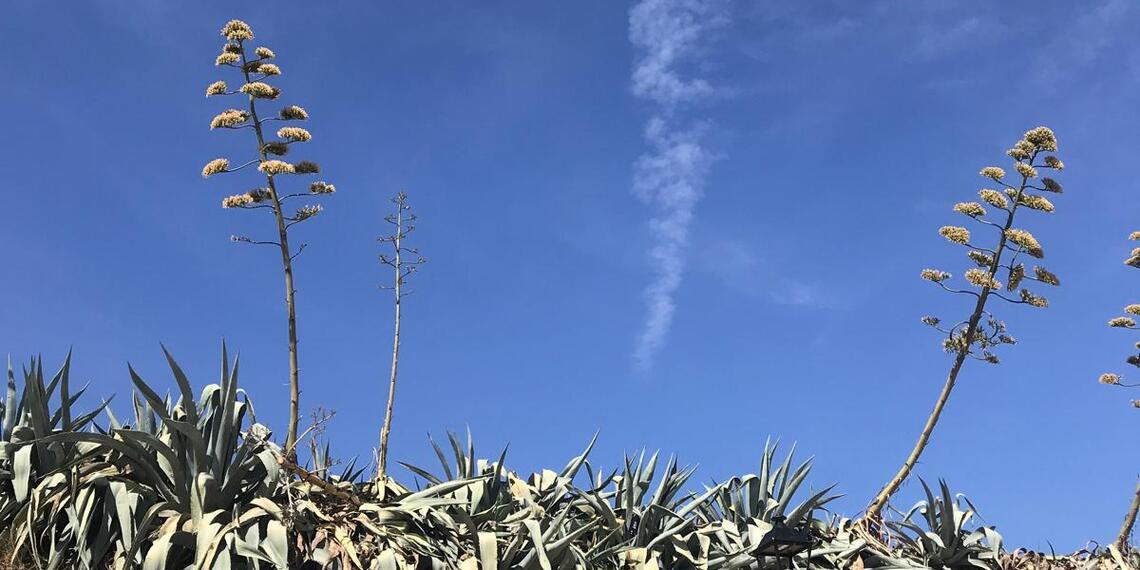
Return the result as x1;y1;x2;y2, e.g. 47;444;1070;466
375;192;425;485
1098;230;1140;550
866;127;1065;521
202;19;337;452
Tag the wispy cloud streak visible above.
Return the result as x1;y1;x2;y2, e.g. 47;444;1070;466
629;0;725;372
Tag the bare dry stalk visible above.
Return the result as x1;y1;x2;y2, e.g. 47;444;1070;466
375;193;424;484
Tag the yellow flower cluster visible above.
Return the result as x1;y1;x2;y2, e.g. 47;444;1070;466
1130;231;1140;241
1033;266;1060;286
280;105;308;120
1006;140;1035;161
1018;194;1054;213
953;202;986;217
221;20;254;41
1100;373;1122;385
1007;264;1024;290
310;181;336;194
201;158;229;177
1023;126;1058;152
1124;304;1140;315
295;204;323;221
1043;156;1064;170
277;127;312;142
980;166;1005;180
240;82;279;99
967;250;993;267
939;226;970;245
206;81;228;96
1005;228;1043;258
1019;289;1048;308
258;63;281;76
216;52;240;66
964;268;1001;290
210;109;249;129
978;189;1008;209
1015;162;1038;179
1109;317;1137;328
255;46;275;59
222;193;255;208
259;160;295;175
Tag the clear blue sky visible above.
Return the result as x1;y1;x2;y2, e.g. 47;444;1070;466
2;1;1137;550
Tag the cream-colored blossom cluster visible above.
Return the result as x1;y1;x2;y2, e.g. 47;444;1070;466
221;20;254;41
206;81;228;96
222;193;255;208
1005;228;1043;258
1124;304;1140;315
210;109;249;129
1007;139;1035;161
258;63;281;76
939;226;970;245
1007;264;1024;290
259;160;295;175
310;181;336;194
280;105;308;120
953;202;986;217
202;158;229;177
1018;193;1054;213
1023;126;1058;152
1043;156;1064;170
240;82;279;99
1033;266;1060;286
1015;162;1038;179
295;204;323;221
978;189;1008;209
980;166;1005;180
255;46;275;59
967;250;993;268
277;127;311;142
1019;289;1048;308
1110;317;1137;328
1100;373;1122;385
920;268;951;282
964;268;1001;290
216;52;240;66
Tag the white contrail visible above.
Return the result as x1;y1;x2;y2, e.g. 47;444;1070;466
629;0;724;372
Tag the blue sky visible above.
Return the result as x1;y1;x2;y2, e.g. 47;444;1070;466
2;0;1138;550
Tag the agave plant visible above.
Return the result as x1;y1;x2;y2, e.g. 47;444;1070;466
400;431;603;569
886;479;1002;570
692;440;840;569
9;346;288;569
0;354;108;529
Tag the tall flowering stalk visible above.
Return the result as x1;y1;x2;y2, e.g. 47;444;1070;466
865;127;1065;521
375;192;424;486
1098;231;1140;551
202;20;337;453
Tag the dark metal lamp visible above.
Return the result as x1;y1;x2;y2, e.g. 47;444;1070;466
754;515;813;568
